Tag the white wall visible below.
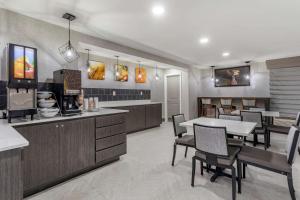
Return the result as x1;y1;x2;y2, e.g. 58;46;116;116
199;62;270;97
188;67;202;119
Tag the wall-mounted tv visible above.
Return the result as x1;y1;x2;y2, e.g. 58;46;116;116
214;65;250;87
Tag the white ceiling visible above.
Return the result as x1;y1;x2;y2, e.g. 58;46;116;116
1;0;300;68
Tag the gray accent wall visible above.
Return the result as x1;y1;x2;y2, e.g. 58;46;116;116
198;62;270;98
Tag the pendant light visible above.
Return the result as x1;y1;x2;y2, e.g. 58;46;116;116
210;66;215;82
86;49;90;73
115;56;120;77
138;61;142;79
154;65;160;80
58;13;79;63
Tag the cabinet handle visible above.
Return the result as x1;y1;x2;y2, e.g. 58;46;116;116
55;124;59;128
61;124;64;128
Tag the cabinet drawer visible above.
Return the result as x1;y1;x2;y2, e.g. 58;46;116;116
96;134;126;151
96;114;125;128
96;123;125;139
96;143;126;163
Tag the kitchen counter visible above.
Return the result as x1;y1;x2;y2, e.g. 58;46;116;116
0;108;128;152
99;100;162;108
0;120;29;152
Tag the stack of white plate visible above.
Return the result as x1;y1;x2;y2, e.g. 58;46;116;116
37;91;52;99
37;91;60;118
39;108;60;118
38;99;56;108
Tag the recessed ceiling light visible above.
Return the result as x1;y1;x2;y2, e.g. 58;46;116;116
199;37;209;44
152;5;165;16
222;52;230;57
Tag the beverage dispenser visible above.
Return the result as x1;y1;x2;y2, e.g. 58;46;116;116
6;43;38;123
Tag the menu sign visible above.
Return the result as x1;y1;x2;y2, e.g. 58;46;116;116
8;43;38;88
13;45;35;79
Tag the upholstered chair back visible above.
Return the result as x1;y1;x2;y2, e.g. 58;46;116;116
193;124;228;157
172;114;187;137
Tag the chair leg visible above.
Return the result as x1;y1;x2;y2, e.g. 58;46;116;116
287;173;296;200
253;134;257;147
264;134;268;150
298;146;300;155
231;166;236;200
237;160;242;194
243;163;246;179
207;163;210;173
268;130;271;147
185;146;188;158
172;143;177;166
191;156;196;187
200;161;203;176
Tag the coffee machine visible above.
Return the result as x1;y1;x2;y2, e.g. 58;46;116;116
6;43;38;123
53;69;81;115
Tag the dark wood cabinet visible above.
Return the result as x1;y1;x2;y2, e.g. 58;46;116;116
95;114;127;164
116;104;162;133
0;149;23;200
15;118;95;195
16;123;61;193
118;105;146;133
145;104;162;128
59;118;95;176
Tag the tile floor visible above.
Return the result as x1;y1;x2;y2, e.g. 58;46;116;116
26;122;300;200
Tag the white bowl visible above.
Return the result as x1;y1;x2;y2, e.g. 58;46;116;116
39;108;59;113
37;92;52;99
39;101;56;108
38;98;56;103
40;110;59;118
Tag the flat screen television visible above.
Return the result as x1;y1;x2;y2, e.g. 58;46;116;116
214;65;250;87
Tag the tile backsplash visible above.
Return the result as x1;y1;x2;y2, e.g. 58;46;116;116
83;88;151;101
0;80;151;109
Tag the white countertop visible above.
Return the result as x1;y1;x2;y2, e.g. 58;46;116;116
0;108;129;152
99;100;162;108
0;120;29;152
11;108;128;126
180;117;257;137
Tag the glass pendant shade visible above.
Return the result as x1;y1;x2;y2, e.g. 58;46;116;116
138;62;142;79
59;13;79;63
154;65;160;80
59;41;79;63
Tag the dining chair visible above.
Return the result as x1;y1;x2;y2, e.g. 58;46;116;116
241;111;268;150
171;114;194;166
201;98;215;117
267;112;300;149
191;124;241;200
218;107;225;115
242;98;256;110
218;114;244;147
220;98;235;113
237;126;300;200
249;107;266;111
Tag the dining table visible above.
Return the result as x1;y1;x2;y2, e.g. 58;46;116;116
179;117;257;182
180;117;257;137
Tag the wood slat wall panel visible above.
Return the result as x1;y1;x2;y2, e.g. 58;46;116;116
270;66;300;117
271;95;300;100
271;99;300;105
270;80;300;86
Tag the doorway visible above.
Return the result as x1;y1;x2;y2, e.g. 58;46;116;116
165;74;181;121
